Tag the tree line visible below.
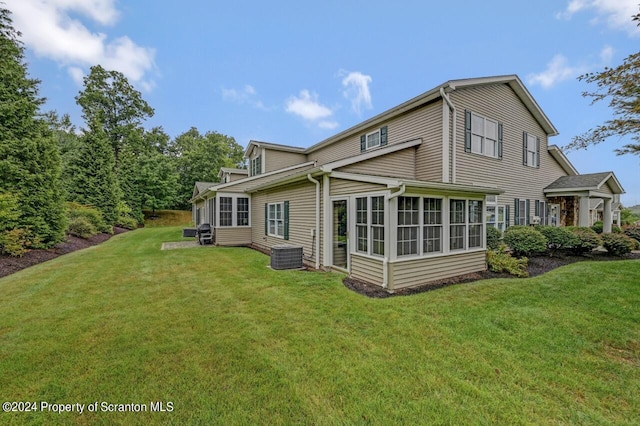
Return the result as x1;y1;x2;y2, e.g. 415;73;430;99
0;7;244;254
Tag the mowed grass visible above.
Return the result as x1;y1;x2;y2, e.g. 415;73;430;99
1;227;639;425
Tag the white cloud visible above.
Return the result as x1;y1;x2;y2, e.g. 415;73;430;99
528;45;615;89
556;0;640;36
6;0;156;90
221;84;267;110
340;70;373;115
285;90;335;127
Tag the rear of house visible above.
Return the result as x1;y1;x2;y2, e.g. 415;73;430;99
191;75;625;291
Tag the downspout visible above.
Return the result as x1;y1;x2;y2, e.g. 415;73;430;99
383;184;406;289
307;174;320;270
440;86;457;184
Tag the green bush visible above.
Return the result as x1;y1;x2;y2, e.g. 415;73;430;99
0;228;31;257
116;216;139;230
567;227;601;254
67;202;112;234
486;226;502;251
601;233;635;257
591;221;603;234
503;226;547;257
536;226;579;256
487;244;529;278
67;216;98;239
623;224;640;245
0;192;21;232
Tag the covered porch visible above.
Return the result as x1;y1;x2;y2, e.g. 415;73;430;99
544;172;624;233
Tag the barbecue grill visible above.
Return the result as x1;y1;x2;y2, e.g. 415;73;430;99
197;223;213;245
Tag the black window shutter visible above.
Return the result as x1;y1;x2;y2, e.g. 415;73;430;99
284;201;290;240
464;110;472;153
264;203;268;235
523;132;528;165
514;198;520;225
380;126;388;146
526;199;530;225
536;137;541;168
360;134;366;152
498;123;503;159
505;205;510;228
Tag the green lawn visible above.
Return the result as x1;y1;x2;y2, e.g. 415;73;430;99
1;227;639;425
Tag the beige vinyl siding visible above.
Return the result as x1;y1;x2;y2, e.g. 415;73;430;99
599;183;613;195
414;100;444;182
229;172;247;182
309;100;442;167
350;254;384;285
250;181;320;266
216;227;252;246
337;148;416;179
330;178;385;197
389;251;486;290
265;149;308;173
451;84;568;225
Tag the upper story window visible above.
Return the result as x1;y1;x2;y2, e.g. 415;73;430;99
360;126;388;152
250;154;262;176
465;110;502;159
523;132;540;168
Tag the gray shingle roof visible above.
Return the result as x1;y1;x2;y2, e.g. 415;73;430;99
195;181;217;193
544;172;613;191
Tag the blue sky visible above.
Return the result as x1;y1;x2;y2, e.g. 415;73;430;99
6;0;640;206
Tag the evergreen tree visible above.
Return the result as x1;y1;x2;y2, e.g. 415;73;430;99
0;7;66;246
65;124;120;225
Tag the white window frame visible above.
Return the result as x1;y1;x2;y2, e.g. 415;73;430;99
449;199;467;251
423;197;443;254
486;197;505;232
219;197;233;227
470;112;499;158
538;200;547;226
366;129;381;149
517;199;527;226
525;133;538;168
355;195;385;257
468;200;484;249
237;197;249;226
356;197;368;254
397;196;420;257
217;194;251;227
268;202;284;238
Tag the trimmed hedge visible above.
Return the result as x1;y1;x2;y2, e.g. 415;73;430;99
67;202;112;234
567;227;601;254
624;225;640;247
536;226;579;256
503;226;547;257
601;233;635;257
67;216;98;239
486;226;502;251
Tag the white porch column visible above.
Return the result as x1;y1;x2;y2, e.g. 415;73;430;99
578;196;590;227
603;198;613;233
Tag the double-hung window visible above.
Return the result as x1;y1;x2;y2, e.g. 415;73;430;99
397;197;419;256
486;195;505;232
523;133;539;167
466;111;500;158
237;197;249;226
220;197;233;227
250;155;262;176
423;198;442;253
468;200;483;249
360;126;388;152
515;199;527;225
268;203;284;237
536;200;547;226
355;196;385;256
450;199;466;250
356;197;368;253
366;130;380;149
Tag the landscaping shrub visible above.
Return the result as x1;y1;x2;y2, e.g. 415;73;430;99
0;228;31;257
591;221;603;234
116;216;139;230
503;226;547;257
623;224;640;245
487;244;528;278
601;233;635;257
567;227;601;254
536;226;579;256
67;202;112;234
67;216;98;239
486;226;502;250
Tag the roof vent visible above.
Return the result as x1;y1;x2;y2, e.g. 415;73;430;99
270;245;303;270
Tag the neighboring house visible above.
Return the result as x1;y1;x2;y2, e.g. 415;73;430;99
190;75;625;291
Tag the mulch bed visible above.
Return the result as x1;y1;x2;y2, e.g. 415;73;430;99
0;227;129;279
344;251;640;298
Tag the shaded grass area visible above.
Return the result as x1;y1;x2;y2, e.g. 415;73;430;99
143;210;192;227
0;226;639;425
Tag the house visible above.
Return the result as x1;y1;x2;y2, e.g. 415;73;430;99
190;75;625;291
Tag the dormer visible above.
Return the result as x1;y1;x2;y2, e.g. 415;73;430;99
244;140;307;176
218;167;248;184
